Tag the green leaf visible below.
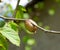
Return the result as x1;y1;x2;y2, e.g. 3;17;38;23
9;21;18;32
16;5;24;18
0;24;20;46
16;11;22;18
0;34;8;50
19;5;26;12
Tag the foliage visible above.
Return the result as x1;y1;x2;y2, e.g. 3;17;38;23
0;0;59;50
0;3;36;50
0;18;5;27
0;23;20;46
0;34;8;50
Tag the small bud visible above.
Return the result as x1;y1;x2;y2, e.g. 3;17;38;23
25;19;38;32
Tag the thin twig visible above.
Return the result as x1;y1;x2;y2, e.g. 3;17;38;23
0;15;60;34
0;15;26;21
37;25;60;34
13;0;20;17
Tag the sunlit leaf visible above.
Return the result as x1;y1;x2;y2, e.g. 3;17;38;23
16;11;22;18
0;24;20;46
0;34;8;50
16;5;24;18
9;21;18;31
19;5;26;12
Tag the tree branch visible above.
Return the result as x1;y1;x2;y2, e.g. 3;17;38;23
37;26;60;34
0;15;60;34
25;0;43;9
0;15;26;21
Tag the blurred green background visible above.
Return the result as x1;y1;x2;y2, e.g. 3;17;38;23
1;0;60;50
